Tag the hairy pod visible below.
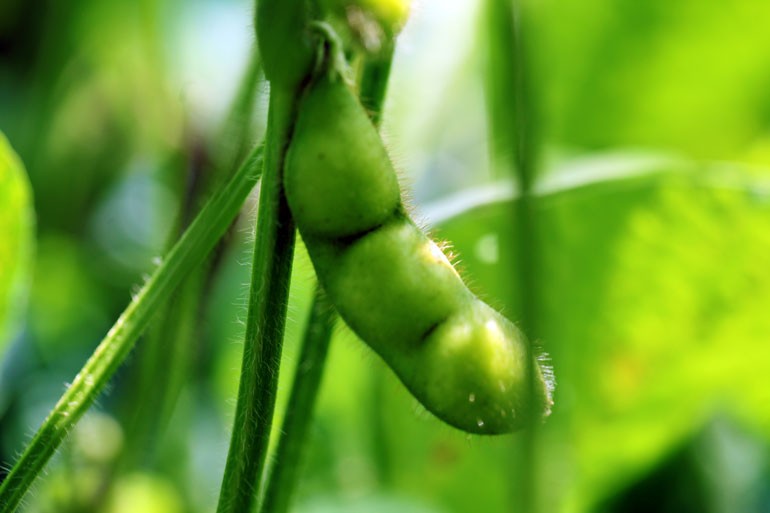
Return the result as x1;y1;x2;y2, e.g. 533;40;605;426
285;74;553;434
284;77;400;237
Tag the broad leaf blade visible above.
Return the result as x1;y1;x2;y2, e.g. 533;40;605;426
0;132;35;354
431;156;770;511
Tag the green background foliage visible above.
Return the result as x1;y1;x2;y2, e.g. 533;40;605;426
1;0;769;512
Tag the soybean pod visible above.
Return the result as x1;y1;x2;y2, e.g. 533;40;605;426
285;68;553;434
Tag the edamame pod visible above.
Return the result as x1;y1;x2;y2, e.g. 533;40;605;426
284;77;400;237
285;74;553;434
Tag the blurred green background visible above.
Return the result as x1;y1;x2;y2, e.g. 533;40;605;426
1;0;770;512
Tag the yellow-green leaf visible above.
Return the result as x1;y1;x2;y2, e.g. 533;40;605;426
0;132;35;352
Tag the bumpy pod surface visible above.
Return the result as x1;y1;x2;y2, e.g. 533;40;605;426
285;75;552;434
284;78;400;237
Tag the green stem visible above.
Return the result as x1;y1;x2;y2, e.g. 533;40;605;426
121;270;202;470
0;145;264;513
216;88;300;513
215;48;265;181
358;42;395;127
484;0;541;511
258;288;335;513
367;359;393;488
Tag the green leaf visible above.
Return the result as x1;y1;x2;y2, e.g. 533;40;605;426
429;155;770;511
538;0;770;163
0;132;35;353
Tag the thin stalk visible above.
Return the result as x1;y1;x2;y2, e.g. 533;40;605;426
258;288;335;513
358;42;395;127
0;145;264;513
484;0;542;511
216;88;300;513
258;45;397;513
121;267;203;470
215;48;265;180
121;48;265;470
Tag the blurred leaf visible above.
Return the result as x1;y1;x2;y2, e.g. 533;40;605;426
27;235;111;358
599;418;768;513
428;154;770;512
105;473;184;513
537;0;770;164
0;131;34;353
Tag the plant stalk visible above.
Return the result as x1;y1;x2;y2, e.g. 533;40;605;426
215;88;300;513
358;42;395;127
258;288;336;513
484;0;542;511
215;47;265;179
